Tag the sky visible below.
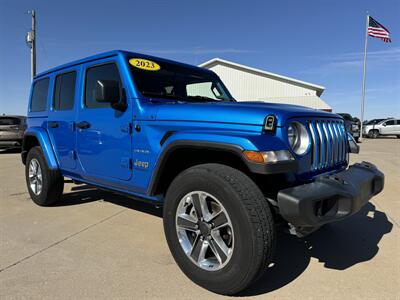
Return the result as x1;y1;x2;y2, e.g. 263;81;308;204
0;0;399;120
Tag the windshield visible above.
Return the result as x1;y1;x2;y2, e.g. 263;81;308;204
367;119;385;125
128;57;234;102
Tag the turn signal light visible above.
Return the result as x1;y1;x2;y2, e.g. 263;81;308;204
243;150;294;164
243;151;265;163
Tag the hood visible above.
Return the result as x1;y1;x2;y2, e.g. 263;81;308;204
154;101;337;126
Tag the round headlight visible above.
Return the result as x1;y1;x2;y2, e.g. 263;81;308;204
287;122;310;155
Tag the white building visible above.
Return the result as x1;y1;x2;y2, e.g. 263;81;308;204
199;58;331;111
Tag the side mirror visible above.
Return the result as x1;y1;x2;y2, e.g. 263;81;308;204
95;80;120;104
382;123;387;127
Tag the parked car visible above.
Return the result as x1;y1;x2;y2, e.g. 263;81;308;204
21;51;384;295
363;118;400;138
0;115;26;149
338;113;360;142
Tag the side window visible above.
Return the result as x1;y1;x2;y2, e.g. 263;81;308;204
85;63;121;108
53;71;76;110
385;120;395;126
31;78;49;112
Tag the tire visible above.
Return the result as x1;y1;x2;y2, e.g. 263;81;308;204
368;130;379;139
355;137;360;143
25;146;64;206
163;163;275;295
397;135;400;139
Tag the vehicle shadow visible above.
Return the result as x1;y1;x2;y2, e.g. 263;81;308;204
239;202;393;296
55;184;162;218
54;185;392;296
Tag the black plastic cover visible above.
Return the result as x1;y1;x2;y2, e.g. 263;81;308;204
277;161;384;227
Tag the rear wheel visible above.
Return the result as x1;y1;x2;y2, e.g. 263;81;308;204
163;163;275;295
25;146;64;206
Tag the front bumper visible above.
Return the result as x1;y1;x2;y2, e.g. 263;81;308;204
277;161;384;228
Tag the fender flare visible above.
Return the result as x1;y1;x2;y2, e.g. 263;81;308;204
147;139;297;196
22;127;59;169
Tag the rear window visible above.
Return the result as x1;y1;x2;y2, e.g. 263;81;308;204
31;78;50;112
0;117;21;125
53;71;76;110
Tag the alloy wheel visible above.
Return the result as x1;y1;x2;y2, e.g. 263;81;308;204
28;158;42;195
175;191;234;271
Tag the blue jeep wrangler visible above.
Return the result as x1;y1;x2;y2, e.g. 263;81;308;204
22;50;384;295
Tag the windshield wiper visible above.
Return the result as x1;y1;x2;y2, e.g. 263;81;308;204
142;91;188;103
142;91;232;103
186;95;220;102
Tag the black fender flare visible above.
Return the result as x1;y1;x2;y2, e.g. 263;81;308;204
147;140;298;196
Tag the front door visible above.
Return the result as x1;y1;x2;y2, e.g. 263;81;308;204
47;69;77;170
76;61;132;181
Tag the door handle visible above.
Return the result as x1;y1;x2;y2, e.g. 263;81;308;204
76;121;91;129
48;121;59;128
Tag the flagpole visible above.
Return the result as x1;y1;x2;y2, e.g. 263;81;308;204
360;13;369;142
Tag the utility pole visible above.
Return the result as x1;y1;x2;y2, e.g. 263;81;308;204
26;10;36;80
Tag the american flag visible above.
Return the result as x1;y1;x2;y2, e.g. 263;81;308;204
368;16;391;43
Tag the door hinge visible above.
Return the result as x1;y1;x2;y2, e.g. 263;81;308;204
120;157;133;170
69;150;77;160
120;123;133;135
129;123;133;135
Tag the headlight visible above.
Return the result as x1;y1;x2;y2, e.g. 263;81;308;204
287;122;310;155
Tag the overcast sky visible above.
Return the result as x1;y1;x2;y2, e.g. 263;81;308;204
0;0;399;119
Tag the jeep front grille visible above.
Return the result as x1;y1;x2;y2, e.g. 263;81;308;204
307;119;348;171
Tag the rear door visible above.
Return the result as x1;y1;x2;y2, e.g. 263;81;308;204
380;120;396;135
76;60;132;181
47;68;78;170
394;120;400;135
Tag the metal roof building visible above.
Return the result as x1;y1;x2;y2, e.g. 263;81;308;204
199;58;331;111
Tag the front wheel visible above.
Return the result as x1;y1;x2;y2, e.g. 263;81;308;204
368;130;379;139
163;163;275;295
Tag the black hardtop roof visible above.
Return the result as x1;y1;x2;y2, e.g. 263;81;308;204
34;50;214;79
